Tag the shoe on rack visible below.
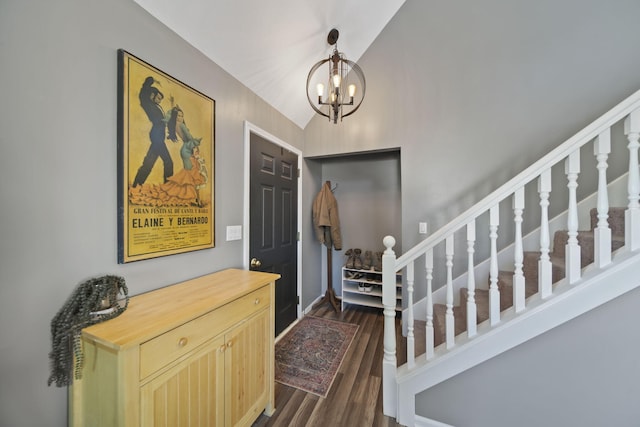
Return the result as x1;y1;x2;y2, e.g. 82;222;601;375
353;248;363;270
344;249;354;268
374;251;383;272
357;283;373;292
363;250;372;270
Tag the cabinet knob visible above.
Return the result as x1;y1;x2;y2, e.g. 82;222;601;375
254;298;260;305
219;344;226;353
178;337;188;347
227;340;233;348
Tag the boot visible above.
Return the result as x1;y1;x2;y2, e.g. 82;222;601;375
344;249;354;268
363;250;372;270
374;251;383;272
353;248;363;270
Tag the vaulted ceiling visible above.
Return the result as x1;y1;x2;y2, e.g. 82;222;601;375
132;0;406;129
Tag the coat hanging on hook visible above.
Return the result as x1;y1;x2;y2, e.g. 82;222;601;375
312;181;342;250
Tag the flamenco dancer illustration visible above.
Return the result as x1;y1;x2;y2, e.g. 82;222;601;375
129;86;208;207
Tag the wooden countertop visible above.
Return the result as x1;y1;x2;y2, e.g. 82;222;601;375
81;268;280;350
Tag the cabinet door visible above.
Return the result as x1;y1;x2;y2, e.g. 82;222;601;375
140;335;226;427
226;308;270;427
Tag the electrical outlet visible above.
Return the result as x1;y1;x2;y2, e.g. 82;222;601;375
419;222;428;235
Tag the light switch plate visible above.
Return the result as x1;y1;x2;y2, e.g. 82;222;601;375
226;225;242;241
419;222;428;235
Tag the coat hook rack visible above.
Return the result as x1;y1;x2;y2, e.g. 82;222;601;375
314;180;341;312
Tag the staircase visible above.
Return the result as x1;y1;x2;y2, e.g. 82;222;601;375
380;89;640;427
431;207;627;346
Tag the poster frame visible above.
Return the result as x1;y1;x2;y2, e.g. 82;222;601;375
117;49;215;263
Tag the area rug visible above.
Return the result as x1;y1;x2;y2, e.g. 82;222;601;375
275;316;359;398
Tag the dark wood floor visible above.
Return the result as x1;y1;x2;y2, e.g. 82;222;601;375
253;303;405;427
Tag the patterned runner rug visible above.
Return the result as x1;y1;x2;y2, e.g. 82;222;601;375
274;316;359;398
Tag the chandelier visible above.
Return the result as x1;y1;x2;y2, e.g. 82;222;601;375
306;29;366;124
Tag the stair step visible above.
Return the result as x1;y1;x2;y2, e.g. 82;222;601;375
433;303;467;347
590;207;625;237
551;230;625;266
523;251;567;285
496;271;538;299
459;287;510;325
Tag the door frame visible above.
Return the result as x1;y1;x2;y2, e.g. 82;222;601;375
243;120;303;321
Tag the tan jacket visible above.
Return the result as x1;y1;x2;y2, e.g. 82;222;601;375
312;182;342;250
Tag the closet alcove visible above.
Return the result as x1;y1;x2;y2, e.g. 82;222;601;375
307;150;402;303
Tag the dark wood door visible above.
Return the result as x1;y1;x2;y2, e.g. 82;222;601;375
250;133;298;336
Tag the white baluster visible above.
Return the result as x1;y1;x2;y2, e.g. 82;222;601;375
489;205;501;325
381;236;397;417
406;262;415;369
565;150;581;284
513;187;525;312
538;169;553;299
594;129;612;267
445;235;455;349
466;221;477;338
624;109;640;251
425;249;434;360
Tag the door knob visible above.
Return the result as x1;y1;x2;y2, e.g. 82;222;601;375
250;258;262;268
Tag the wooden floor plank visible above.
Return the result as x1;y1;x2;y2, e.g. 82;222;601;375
254;303;403;427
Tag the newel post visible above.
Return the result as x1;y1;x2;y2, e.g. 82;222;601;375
382;235;398;417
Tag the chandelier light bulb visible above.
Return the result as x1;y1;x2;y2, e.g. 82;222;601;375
316;83;325;97
332;73;341;88
348;84;356;98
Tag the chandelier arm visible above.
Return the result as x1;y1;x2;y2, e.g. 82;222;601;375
306;58;331;119
340;60;366;119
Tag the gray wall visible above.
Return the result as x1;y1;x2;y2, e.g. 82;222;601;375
301;158;324;309
305;0;640;261
416;285;640;426
308;151;402;297
0;0;302;426
302;0;640;424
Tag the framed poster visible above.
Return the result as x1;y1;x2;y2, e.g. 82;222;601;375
117;49;215;263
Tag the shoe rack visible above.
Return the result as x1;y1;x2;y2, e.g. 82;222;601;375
341;267;402;311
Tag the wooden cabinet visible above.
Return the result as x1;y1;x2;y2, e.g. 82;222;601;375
70;269;279;427
341;267;402;311
140;334;226;426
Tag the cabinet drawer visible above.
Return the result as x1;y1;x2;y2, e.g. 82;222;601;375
139;285;270;380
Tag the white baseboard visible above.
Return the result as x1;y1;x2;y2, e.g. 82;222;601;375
275;294;324;344
415;414;455;427
274;319;299;344
303;294;324;314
